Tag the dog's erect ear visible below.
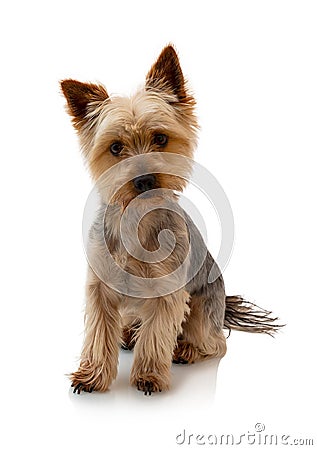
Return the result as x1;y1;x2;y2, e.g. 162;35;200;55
60;79;108;129
146;45;187;101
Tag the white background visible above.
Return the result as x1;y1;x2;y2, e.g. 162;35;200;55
1;1;316;449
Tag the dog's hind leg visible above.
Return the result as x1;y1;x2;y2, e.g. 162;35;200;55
175;210;226;363
173;284;227;364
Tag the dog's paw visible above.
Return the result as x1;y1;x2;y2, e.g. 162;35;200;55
71;379;95;394
172;357;189;364
136;379;160;395
70;361;114;394
173;340;200;364
70;368;99;394
131;373;169;395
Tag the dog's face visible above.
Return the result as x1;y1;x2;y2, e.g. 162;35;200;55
61;46;198;207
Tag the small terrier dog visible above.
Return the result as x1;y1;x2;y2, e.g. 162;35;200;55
61;45;280;395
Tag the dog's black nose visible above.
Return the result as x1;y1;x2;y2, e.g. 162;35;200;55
133;174;156;193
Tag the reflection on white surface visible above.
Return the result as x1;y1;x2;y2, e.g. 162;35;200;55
64;350;221;449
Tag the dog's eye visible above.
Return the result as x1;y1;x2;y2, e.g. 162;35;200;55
110;141;123;155
153;133;168;147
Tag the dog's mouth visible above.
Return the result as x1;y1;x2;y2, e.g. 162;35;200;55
119;183;178;211
136;189;162;200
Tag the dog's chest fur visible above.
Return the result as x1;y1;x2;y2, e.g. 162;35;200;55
105;196;189;275
88;195;191;295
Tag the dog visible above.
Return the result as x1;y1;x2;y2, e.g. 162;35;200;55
61;45;281;395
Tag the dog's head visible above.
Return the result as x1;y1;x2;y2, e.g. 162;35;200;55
61;45;198;207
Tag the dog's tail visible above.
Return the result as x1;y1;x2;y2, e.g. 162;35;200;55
224;295;283;336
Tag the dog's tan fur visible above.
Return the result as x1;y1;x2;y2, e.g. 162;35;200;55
173;294;227;364
61;45;281;395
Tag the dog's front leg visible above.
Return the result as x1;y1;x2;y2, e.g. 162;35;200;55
130;290;189;395
71;268;121;394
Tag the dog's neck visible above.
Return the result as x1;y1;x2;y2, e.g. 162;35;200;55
102;192;181;246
